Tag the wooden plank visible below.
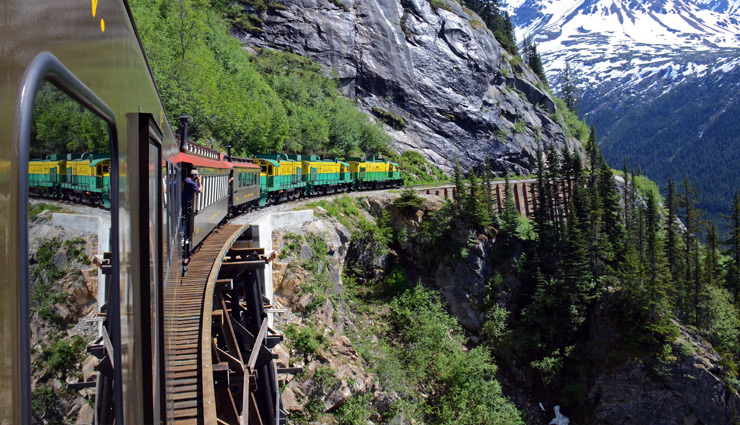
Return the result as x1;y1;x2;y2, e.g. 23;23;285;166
247;320;269;371
101;326;115;369
219;260;266;273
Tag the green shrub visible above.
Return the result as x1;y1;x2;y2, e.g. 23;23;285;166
328;0;350;11
427;0;452;10
29;203;64;221
312;365;340;390
31;385;62;423
513;119;526;134
38;335;88;376
388;150;449;185
371;107;406;130
393;189;424;210
285;324;325;358
64;237;89;264
337;393;373;425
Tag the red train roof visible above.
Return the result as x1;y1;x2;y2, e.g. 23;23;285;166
227;160;260;170
175;151;231;169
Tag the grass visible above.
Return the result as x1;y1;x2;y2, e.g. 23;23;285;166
29;202;64;221
427;0;452;11
387;150;450;185
32;238;68;326
308;196;363;230
553;97;589;144
371;107;406;130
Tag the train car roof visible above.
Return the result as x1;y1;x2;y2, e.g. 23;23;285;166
228;161;260;170
175;151;232;170
90;158;110;166
256;158;280;167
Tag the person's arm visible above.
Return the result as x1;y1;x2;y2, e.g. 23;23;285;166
195;176;203;193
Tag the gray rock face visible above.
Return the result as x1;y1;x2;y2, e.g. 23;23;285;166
239;0;581;174
586;297;740;425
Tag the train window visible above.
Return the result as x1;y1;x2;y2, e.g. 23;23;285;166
24;78;117;423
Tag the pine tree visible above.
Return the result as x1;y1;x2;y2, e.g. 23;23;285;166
546;143;562;237
597;156;625;266
454;156;464;208
722;189;740;299
679;176;703;325
559;59;579;113
502;174;519;237
704;222;719;289
465;172;485;226
481;157;495;224
665;178;679;278
560;201;594;329
528;43;548;85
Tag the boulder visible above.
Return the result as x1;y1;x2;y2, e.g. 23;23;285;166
281;387;302;412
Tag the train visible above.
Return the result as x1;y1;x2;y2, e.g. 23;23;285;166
29;153;112;207
30;133;402;254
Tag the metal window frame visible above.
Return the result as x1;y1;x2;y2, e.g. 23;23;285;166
13;52;122;424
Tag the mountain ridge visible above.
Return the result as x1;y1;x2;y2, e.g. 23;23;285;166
505;0;740;228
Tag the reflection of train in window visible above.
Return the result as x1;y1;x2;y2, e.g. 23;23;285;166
29;152;111;207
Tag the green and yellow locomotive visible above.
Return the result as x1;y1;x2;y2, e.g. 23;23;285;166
29;152;111;207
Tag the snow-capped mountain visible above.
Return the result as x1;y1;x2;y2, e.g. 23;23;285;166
506;0;740;86
503;0;740;230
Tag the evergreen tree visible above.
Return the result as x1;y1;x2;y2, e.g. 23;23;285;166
481;157;495;224
665;178;679;279
704;222;720;289
465;172;487;227
559;59;579;113
679;176;703;325
560;201;594;330
645;190;670;306
502;174;520;237
545;143;562;237
527;43;548;85
722;190;740;299
454;156;465;208
596;155;625;266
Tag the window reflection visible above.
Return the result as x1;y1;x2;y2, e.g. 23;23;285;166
27;81;111;424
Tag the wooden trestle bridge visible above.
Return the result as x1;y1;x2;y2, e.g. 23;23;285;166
164;224;293;425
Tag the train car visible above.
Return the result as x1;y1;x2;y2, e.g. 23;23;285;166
301;156;352;195
28;154;66;198
348;156;403;189
228;155;261;214
177;140;231;252
60;152;111;207
255;153;306;205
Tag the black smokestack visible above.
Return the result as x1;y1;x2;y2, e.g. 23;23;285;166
179;115;189;152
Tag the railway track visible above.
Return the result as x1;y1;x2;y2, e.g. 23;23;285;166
164;222;286;425
164;225;244;423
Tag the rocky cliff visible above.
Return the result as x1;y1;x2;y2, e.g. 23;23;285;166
238;0;582;174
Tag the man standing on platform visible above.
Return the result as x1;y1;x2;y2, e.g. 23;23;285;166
182;169;202;261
